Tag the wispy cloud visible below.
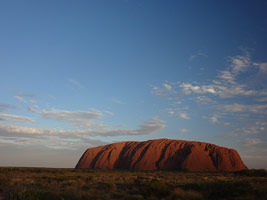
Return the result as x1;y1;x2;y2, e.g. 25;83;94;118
152;50;267;103
196;96;214;104
152;86;168;97
0;123;107;151
14;96;27;103
222;103;267;115
152;50;267;140
228;50;251;74
67;78;84;89
40;109;103;128
189;51;208;61
180;83;216;95
29;99;37;103
104;110;114;116
0;103;21;111
0;114;33;123
153;50;267;99
55;117;165;137
27;106;38;113
226;121;267;136
0;123;48;137
202;115;219;124
162;83;172;91
253;62;267;73
179;128;189;133
0;116;165;140
112;98;126;105
243;138;263;146
178;112;190;120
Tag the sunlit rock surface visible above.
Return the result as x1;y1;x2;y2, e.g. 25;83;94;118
76;139;247;171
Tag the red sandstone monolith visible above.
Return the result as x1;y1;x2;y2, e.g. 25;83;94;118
76;139;247;171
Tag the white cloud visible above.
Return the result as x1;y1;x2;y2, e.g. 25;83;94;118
14;96;26;103
228;51;251;74
0;114;33;123
41;109;102;121
0;117;165;139
217;70;235;84
223;103;245;112
59;117;166;137
81;117;166;136
179;112;190;120
222;103;267;115
162;83;172;91
180;82;260;98
202;115;219;124
179;128;189;133
210;116;218;123
168;111;174;116
0;123;47;136
176;51;267;98
226;121;267;136
173;101;182;105
41;109;103;128
22;108;165;137
243;138;263;146
0;124;107;152
196;96;213;104
180;83;216;95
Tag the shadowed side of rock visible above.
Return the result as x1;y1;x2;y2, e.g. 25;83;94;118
75;139;247;171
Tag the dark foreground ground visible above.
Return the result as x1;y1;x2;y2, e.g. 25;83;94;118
0;167;266;200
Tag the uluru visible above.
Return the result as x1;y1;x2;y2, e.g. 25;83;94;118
76;139;247;171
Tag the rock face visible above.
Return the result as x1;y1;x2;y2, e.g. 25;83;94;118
76;139;247;171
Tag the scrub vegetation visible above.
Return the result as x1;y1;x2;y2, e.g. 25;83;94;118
0;167;266;200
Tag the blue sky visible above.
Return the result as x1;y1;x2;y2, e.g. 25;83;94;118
0;0;267;168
